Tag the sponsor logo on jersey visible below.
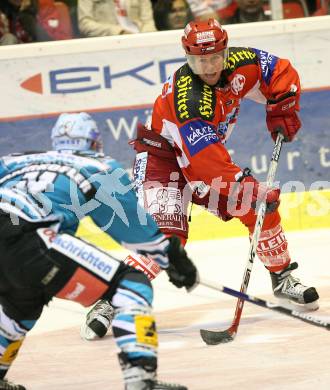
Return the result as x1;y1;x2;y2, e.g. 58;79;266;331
37;227;58;248
252;48;278;85
225;48;257;73
174;65;216;123
65;282;86;300
133;152;148;206
56;268;108;306
124;254;161;281
199;83;214;118
146;187;184;231
231;74;246;95
52;234;119;281
175;74;193;121
181;120;219;156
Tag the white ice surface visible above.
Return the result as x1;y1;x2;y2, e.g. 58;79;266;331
29;228;330;335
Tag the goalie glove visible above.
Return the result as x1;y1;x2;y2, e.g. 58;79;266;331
165;236;199;292
266;92;301;142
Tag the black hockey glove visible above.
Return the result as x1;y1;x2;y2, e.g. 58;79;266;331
166;235;199;292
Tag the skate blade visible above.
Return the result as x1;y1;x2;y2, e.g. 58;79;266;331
275;298;319;312
80;324;99;341
80;324;113;341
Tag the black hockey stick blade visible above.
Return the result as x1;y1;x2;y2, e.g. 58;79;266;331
200;328;235;345
199;278;330;346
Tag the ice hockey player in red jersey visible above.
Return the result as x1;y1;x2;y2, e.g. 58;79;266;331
81;18;319;341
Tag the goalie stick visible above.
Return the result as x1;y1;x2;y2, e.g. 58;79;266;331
199;278;330;341
200;133;284;345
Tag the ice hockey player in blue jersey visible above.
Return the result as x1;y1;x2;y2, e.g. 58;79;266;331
0;112;197;390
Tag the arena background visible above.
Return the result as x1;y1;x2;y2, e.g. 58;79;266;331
0;17;329;248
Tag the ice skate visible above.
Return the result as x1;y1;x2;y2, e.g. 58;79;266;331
121;356;187;390
125;379;188;390
0;379;26;390
80;299;114;340
270;262;319;310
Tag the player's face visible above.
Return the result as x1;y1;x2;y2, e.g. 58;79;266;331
187;51;226;86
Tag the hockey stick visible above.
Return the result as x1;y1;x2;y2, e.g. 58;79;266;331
199;278;330;332
200;133;284;345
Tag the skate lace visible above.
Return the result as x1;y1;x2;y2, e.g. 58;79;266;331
282;275;306;298
87;300;114;322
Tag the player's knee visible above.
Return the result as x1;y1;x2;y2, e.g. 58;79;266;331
113;270;154;307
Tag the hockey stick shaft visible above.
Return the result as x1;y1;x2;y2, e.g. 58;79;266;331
225;133;284;334
199;278;330;330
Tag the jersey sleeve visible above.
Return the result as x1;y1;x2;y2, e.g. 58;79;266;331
251;48;301;107
225;47;301;108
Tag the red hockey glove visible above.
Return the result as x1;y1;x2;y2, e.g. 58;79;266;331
266;94;301;142
237;169;280;214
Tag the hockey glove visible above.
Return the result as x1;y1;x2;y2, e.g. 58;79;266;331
166;235;199;292
237;168;280;214
266;93;301;142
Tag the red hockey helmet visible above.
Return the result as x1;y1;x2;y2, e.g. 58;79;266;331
182;18;228;56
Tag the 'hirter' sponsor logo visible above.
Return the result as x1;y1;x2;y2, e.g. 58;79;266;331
176;75;193;120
